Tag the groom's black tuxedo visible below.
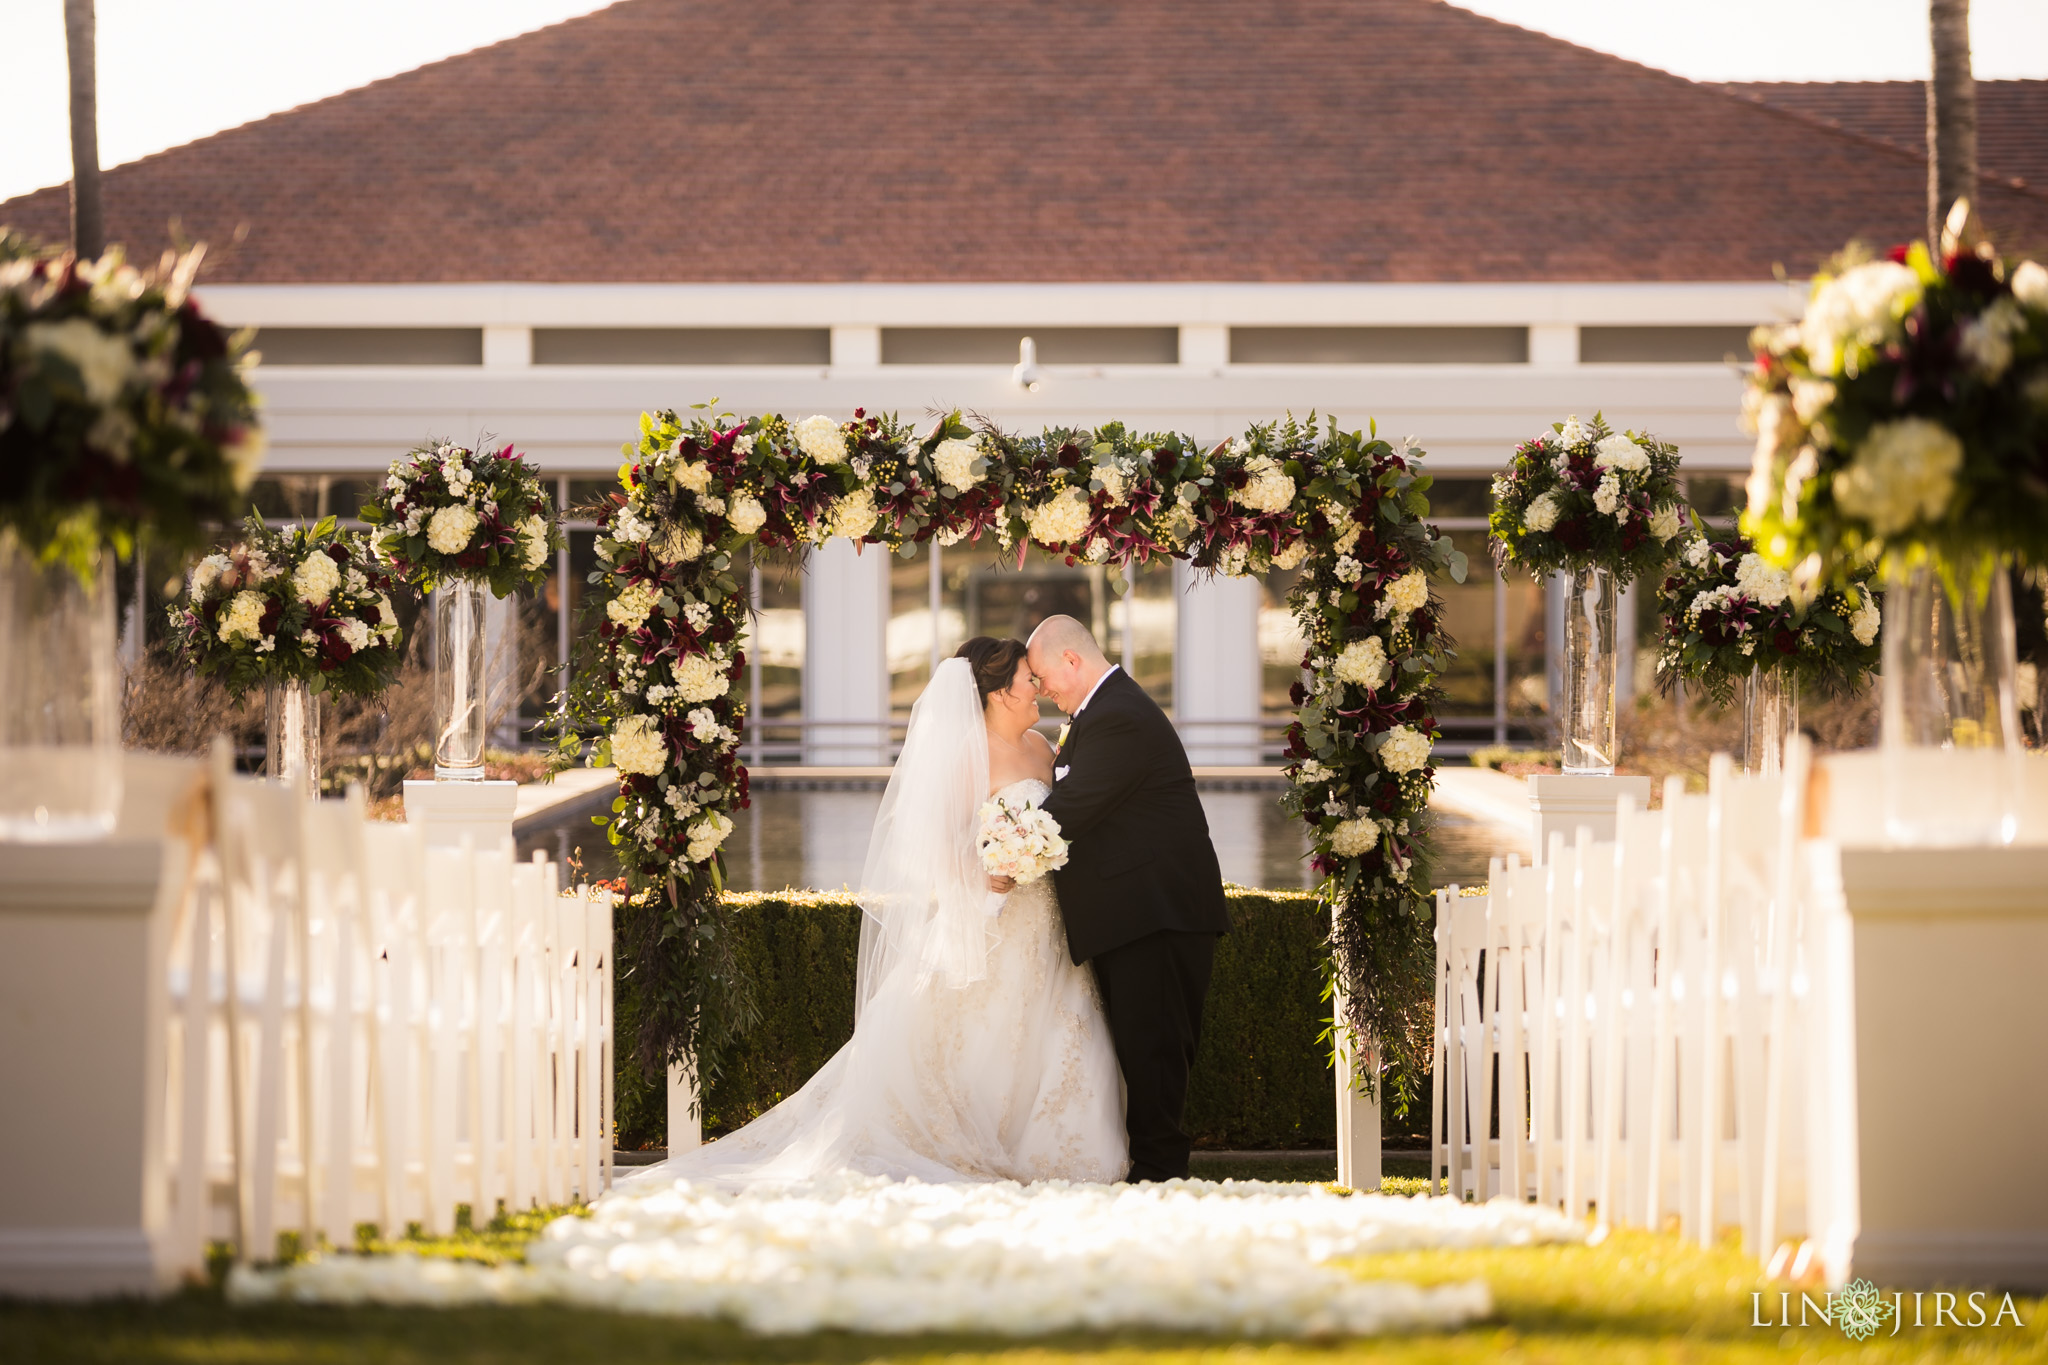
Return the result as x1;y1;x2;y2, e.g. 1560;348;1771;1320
1039;667;1231;1181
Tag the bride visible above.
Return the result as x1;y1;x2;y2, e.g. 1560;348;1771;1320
636;636;1129;1186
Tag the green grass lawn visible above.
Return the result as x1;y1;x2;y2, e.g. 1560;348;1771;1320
5;1182;2041;1365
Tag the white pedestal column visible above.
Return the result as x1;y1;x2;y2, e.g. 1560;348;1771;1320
1333;1019;1382;1192
1173;561;1262;766
802;538;890;765
403;779;518;852
1835;846;2048;1291
667;1057;701;1154
1527;774;1652;856
0;756;200;1299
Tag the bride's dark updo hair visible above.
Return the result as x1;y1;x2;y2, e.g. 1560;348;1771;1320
956;636;1029;707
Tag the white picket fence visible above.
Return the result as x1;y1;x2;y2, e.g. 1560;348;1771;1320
157;747;614;1272
1431;737;1857;1271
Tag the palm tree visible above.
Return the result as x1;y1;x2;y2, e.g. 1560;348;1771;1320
1926;0;1978;247
64;0;103;258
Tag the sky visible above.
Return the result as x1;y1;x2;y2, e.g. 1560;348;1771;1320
3;0;2046;204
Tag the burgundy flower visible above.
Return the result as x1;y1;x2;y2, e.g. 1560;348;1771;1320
1774;629;1799;655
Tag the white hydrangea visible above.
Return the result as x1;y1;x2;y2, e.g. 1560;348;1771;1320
1327;816;1378;858
1733;552;1793;607
1592;473;1623;519
1332;636;1390;691
291;551;341;605
24;317;134;403
336;617;372;653
1690;585;1740;623
427;504;479;555
1026;490;1093;547
1523;492;1561;533
1377;570;1429;620
519;515;551;570
675;460;713;494
1834;417;1964;535
1094;460;1131;506
1295;758;1332;784
1271;541;1308;572
673;652;731;703
686;707;721;743
686;811;734;863
609;715;668;777
682;601;713;631
1378;724;1433;773
825;488;879;540
1235;456;1296;514
1593;433;1649;472
1957;297;2027;382
663;786;699;817
734;433;756;456
611;506;653;544
720;496;761;538
1683;538;1714;570
1790;377;1838;425
606;580;660;632
794;415;847;464
932;437;982;491
218;590;267;645
1801;259;1922;377
1649;503;1684;542
1333;555;1363;584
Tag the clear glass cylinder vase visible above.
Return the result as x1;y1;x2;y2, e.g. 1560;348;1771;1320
1743;665;1799;776
434;577;488;780
1561;565;1619;774
0;536;122;840
1880;555;2021;846
264;678;322;793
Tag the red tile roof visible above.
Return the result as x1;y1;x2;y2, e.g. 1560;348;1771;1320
6;0;2046;284
1722;80;2048;197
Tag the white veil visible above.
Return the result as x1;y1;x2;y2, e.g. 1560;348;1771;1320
854;656;994;1022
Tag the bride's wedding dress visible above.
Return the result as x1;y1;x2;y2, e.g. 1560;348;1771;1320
635;663;1128;1187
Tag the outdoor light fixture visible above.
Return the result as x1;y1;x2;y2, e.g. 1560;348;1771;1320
1012;335;1044;392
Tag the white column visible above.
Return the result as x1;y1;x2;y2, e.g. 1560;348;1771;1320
1528;323;1578;367
802;538;889;765
1178;323;1229;371
830;326;881;370
481;325;532;368
666;1057;700;1154
1333;1013;1382;1193
1173;562;1261;766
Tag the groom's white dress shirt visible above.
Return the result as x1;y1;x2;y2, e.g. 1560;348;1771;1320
1055;665;1119;779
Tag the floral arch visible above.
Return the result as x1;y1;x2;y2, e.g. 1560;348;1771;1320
561;404;1469;1109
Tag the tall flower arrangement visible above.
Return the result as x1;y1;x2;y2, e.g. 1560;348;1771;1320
0;236;263;576
166;514;403;699
1488;413;1687;582
1655;524;1880;706
1742;239;2048;581
563;404;1465;1108
359;441;562;596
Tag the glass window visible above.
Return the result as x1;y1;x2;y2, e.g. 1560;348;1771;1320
1579;326;1755;364
741;546;805;720
250;327;482;365
1230;327;1529;364
881;328;1178;364
1435;530;1497;716
1111;558;1176;712
1426;476;1493;522
1258;566;1305;714
1686;474;1744;525
1504;570;1549;721
532;328;830;365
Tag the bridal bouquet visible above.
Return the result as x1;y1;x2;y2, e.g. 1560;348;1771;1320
359;440;561;596
1488;413;1686;583
1655;525;1881;706
978;796;1070;886
0;235;263;576
1742;234;2048;581
167;514;403;700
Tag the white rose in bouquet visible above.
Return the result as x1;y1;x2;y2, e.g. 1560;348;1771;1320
518;515;551;570
336;618;372;653
2014;260;2048;314
1327;815;1378;858
427;504;479;555
978;796;1071;889
686;811;734;863
1849;585;1882;646
1649;503;1684;542
1593;433;1648;472
675;460;713;494
25;317;134;403
609;714;668;776
1523;492;1561;533
728;493;767;536
1800;260;1922;377
1833;417;1964;535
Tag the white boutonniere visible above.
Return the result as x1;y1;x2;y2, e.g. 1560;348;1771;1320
1056;721;1071;751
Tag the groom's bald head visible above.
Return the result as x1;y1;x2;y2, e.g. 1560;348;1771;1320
1027;615;1108;714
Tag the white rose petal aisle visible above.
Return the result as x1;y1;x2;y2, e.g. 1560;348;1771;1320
558;406;1466;1116
1743;212;2048;841
229;1176;1587;1336
362;441;563;779
1489;413;1686;773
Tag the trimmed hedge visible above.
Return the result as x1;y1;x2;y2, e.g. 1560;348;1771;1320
615;887;1427;1152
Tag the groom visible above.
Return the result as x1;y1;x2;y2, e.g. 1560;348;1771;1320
1020;615;1231;1182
